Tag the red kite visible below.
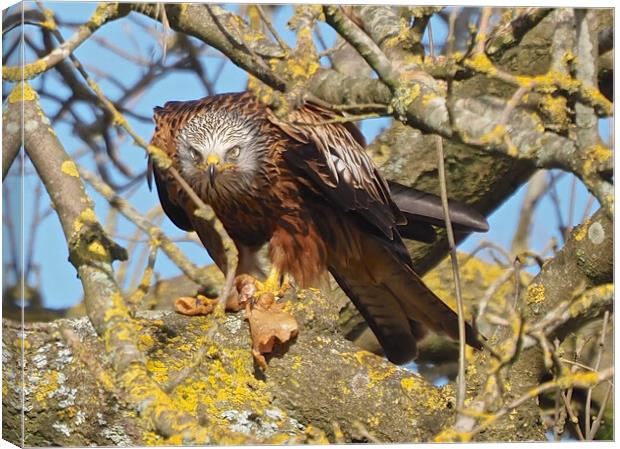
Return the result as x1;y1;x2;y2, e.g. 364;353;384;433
148;92;487;364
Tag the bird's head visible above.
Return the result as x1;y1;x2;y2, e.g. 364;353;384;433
175;110;268;196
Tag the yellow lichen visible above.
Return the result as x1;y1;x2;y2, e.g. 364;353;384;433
403;54;424;66
171;346;271;425
573;220;589;241
404;83;421;102
583;144;612;175
142;431;163;446
382;19;412;49
423;253;521;317
291;355;303;370
422;93;437;107
73;207;97;233
434;428;472;442
582;86;612;115
367;414;381;427
34;370;60;405
516;71;581;94
112;111;128;127
39;8;57;30
87;3;117;29
476;124;507;145
14;338;30;349
175;343;194;353
349;350;397;387
526;283;545;305
305;424;330;444
539;95;569;128
401;374;451;412
61;160;80;178
146;360;170;384
400;377;419;393
465;53;497;75
3;59;48;81
7;82;38;103
103;292;130;323
286;56;320;80
88;241;108;258
147;145;172;169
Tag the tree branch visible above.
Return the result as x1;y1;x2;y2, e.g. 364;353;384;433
2;86;23;180
18;83;240;444
2;3;123;81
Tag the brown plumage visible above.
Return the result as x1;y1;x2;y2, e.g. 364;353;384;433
148;92;487;364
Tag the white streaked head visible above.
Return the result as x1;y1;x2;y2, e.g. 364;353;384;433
175;109;268;198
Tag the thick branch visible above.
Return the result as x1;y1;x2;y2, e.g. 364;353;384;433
2;86;23;180
485;8;553;56
127;3;286;91
323;6;400;90
19;84;238;444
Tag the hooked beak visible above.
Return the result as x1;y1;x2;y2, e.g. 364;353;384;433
206;154;220;187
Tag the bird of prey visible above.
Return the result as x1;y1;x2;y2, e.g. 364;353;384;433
148;92;488;364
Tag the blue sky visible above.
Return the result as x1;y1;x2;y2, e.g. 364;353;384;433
3;2;604;309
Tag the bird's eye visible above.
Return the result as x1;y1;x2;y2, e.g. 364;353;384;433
189;146;201;162
227;145;241;160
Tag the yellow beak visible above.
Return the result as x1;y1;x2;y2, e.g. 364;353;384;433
206;154;220;165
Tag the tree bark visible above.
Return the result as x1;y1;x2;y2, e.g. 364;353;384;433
3;255;537;446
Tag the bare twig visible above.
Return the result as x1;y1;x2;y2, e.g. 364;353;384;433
565;176;577;241
511;170;548;255
78;166;219;291
560;390;586;440
584;310;610;439
469;368;613;439
126;243;158;310
473;8;493;55
256;5;289;52
589;382;612;439
2;3;123;81
434;135;467;409
59;39;239;303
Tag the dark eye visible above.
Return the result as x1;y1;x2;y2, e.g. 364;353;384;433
189;146;201;162
227;145;241;160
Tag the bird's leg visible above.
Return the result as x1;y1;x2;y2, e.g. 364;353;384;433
254;265;289;300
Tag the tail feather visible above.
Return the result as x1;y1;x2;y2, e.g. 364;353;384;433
389;181;489;239
330;232;481;365
331;270;421;364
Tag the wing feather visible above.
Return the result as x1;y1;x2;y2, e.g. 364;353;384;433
267;103;405;240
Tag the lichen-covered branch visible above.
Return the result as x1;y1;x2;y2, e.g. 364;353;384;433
2;86;23;180
485;8;553;56
127;2;287;91
2;3;123;81
323;6;400;90
130;2;608;195
17;83;242;444
439;208;613;441
0;254;538;446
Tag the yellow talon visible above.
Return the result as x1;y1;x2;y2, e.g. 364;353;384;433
255;266;289;298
